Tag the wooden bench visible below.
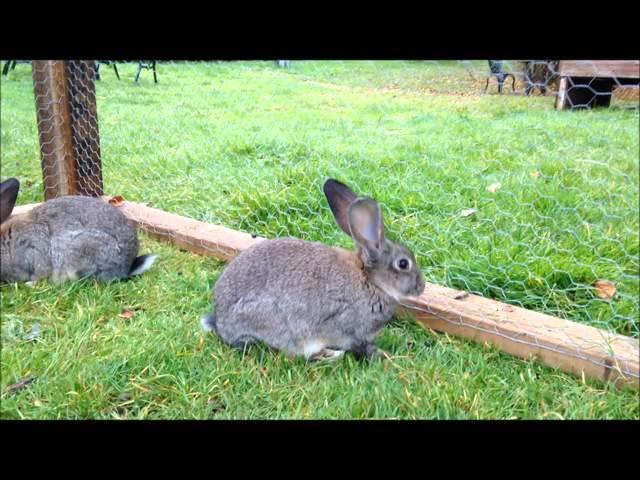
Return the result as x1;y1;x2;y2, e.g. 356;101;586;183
2;60;31;76
555;60;639;109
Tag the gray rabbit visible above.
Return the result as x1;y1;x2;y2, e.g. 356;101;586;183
202;178;425;361
0;178;156;283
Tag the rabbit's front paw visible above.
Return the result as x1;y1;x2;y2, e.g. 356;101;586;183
353;342;385;361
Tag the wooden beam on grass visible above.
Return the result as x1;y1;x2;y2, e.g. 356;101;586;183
105;198;263;262
11;199;640;389
399;286;639;390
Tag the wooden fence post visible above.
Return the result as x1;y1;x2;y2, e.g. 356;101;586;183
32;60;103;200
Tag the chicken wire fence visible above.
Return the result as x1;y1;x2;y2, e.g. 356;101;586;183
2;60;639;380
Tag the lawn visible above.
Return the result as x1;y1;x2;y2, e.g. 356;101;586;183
1;61;638;419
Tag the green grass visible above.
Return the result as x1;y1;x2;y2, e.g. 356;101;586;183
1;61;639;419
1;235;638;419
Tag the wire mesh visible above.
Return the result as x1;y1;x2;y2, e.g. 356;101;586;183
1;60;638;381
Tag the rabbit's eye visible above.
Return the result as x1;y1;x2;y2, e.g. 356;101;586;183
395;258;411;271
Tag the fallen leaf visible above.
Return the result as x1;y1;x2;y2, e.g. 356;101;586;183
594;280;616;300
119;309;135;319
208;398;226;414
6;376;37;395
460;208;477;217
117;393;133;403
25;323;41;341
531;170;542;178
487;182;502;193
108;195;125;207
113;393;134;415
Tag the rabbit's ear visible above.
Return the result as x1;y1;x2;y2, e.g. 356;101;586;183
0;178;20;224
323;178;358;237
348;198;386;262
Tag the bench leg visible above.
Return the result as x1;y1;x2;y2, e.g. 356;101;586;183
135;62;143;83
555;77;568;110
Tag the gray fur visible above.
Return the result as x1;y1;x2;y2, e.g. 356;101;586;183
204;179;425;360
323;178;357;237
0;178;156;283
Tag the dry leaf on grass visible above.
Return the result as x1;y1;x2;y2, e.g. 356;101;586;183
208;398;226;414
531;170;542;179
460;208;477;217
117;393;133;404
25;323;41;341
119;309;135;320
6;376;37;395
108;195;125;207
487;182;502;193
593;280;616;300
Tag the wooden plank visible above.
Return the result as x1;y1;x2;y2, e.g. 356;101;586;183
65;61;104;197
32;61;77;200
107;199;264;262
11;199;640;389
612;84;640;103
559;61;640;79
399;285;638;389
